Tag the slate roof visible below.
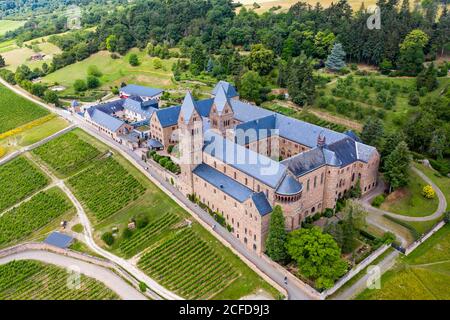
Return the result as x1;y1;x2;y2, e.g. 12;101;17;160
234;115;277;144
281;147;341;177
148;139;164;149
344;130;362;142
212;81;238;98
203;131;287;189
86;107;125;132
326;137;376;167
120;84;163;97
123;97;157;118
230;99;274;122
212;85;232;115
251;192;273;216
44;232;73;249
92;99;125;115
276;174;303;195
154;105;181;127
193;163;272;216
180;91;198;124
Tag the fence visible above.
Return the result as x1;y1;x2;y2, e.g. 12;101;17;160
405;220;446;256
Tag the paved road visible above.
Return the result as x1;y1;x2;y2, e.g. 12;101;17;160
332;249;400;300
359;167;447;222
0;78;318;300
0;250;146;300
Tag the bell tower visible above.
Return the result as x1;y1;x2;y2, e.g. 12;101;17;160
178;92;203;196
209;85;234;136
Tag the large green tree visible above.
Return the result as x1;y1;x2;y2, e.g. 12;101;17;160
287;55;315;106
384;141;412;190
361;117;384;148
265;206;288;262
239;70;264;104
286;227;348;289
416;63;438;92
398;29;429;76
248;44;275;76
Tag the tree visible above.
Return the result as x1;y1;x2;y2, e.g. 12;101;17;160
361;117;384;148
416;63;438;92
106;35;118;52
429;128;447;159
248;44;275;75
86;75;100;89
379;59;393;75
239;70;264;104
0;55;5;68
381;131;406;160
286;227;347;289
73;79;87;92
87;65;102;77
287;55;315;106
129;53;139;66
101;232;114;246
398;29;429;76
189;42;206;75
341;201;367;254
153;58;162;69
44;90;59;106
384;141;412;189
325;42;346;71
265;206;288;262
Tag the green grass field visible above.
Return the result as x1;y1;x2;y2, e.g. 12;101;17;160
0;187;75;248
0;20;25;36
42;49;177;93
0;260;119;300
380;168;439;217
414;163;450;211
357;224;450;300
0;84;49;134
0;156;49;213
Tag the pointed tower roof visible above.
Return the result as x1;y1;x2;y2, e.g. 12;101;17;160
212;81;238;98
180;91;198;124
213;85;232;115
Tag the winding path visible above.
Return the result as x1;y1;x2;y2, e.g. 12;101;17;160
359;166;447;222
0;250;146;300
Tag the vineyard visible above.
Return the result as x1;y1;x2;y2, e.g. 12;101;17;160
0;187;74;247
68;157;146;221
119;212;181;258
0;260;119;300
138;228;239;299
0;157;49;213
0;84;49;134
32;131;101;177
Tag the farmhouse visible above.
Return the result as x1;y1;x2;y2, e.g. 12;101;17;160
119;84;163;101
84;104;132;140
143;81;380;254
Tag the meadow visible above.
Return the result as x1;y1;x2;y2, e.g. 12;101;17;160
0;20;25;36
0;187;74;247
380;168;439;217
357;224;450;300
0;83;49;134
0;156;49;213
0;260;119;300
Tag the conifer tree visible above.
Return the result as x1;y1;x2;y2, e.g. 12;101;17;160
325;42;346;71
384;141;412;189
265;206;288;262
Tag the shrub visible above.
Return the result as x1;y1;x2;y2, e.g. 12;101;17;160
136;215;149;229
408;92;420;106
422;185;435;199
139;282;147;292
73;79;87;92
101;232;114;246
129;54;139;66
371;194;386;207
167;145;174;153
323;208;334;218
87;65;102;77
86;75;100;89
312;213;321;221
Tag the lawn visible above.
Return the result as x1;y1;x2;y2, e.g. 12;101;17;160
414;162;450;211
32;129;102;178
0;156;49;213
2;41;61;71
0;20;25;36
0;187;75;248
0;84;49;134
0;260;119;300
42;49;177;93
380;168;439;217
357;224;450;300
